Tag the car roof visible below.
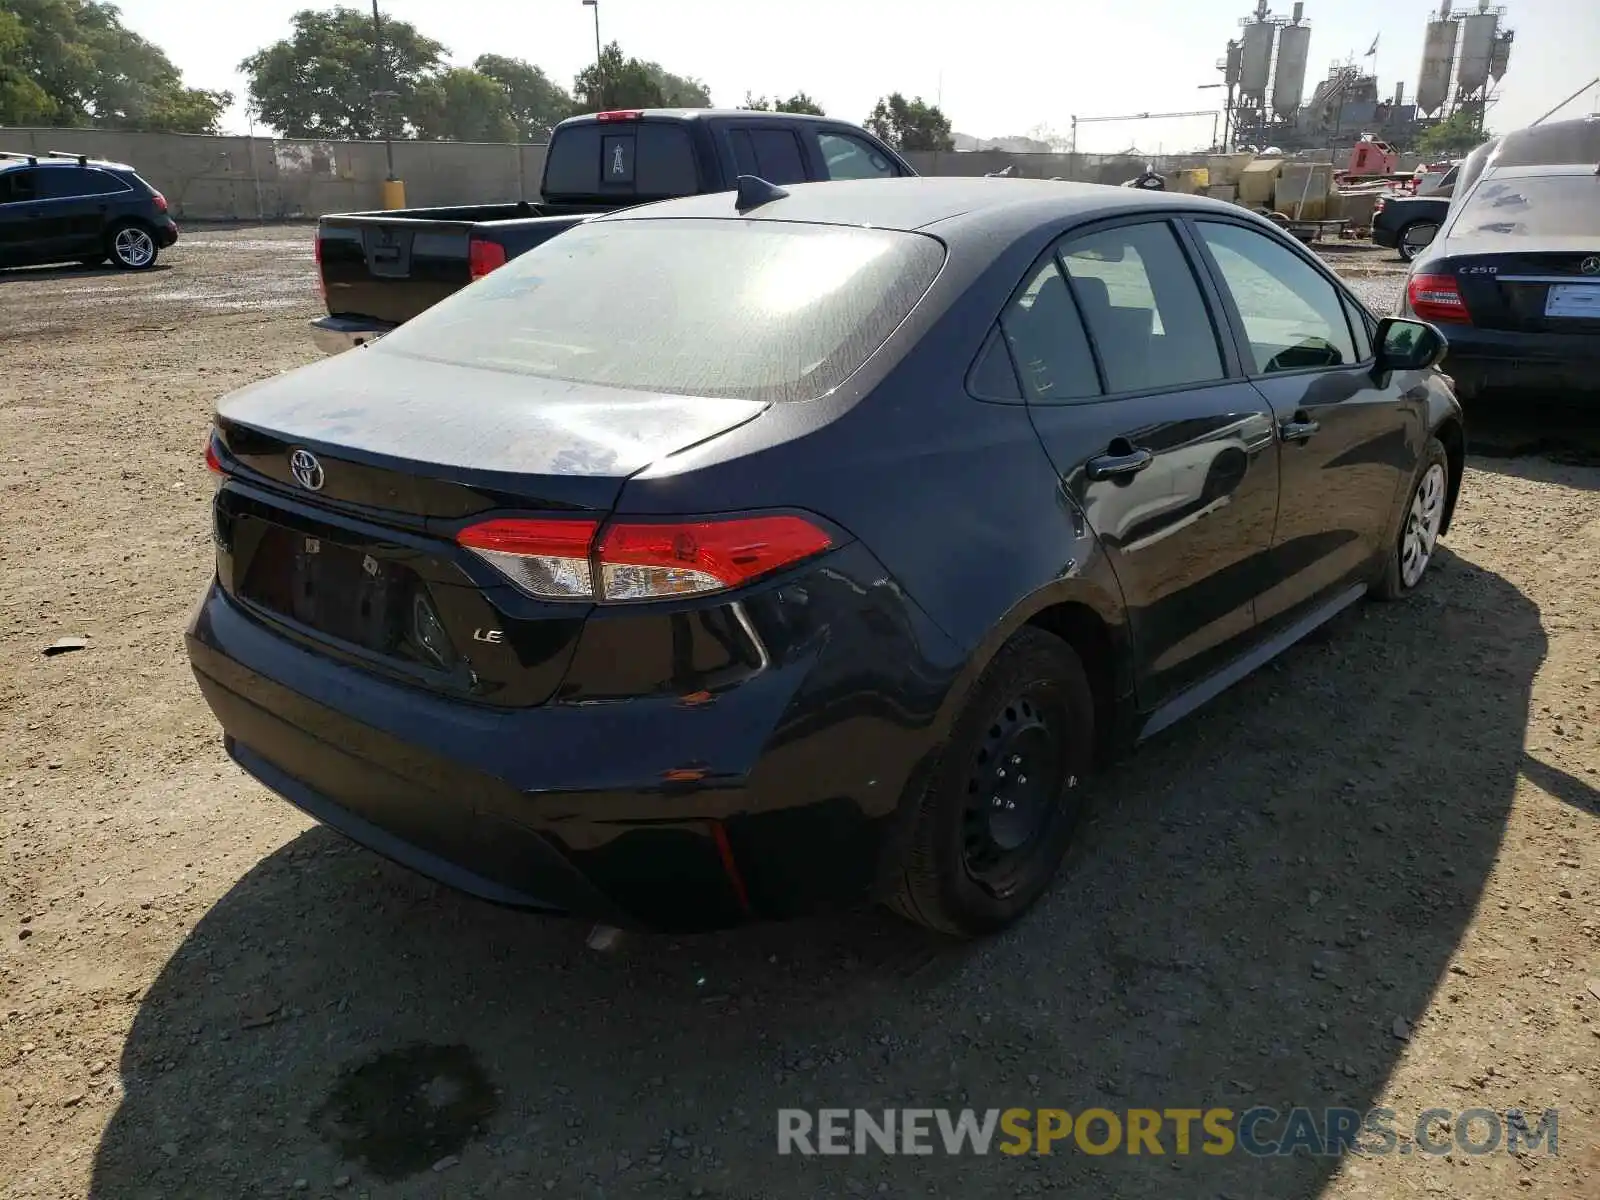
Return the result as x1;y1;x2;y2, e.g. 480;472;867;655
0;156;134;174
1481;162;1600;181
557;108;857;128
594;176;1245;237
1483;116;1600;170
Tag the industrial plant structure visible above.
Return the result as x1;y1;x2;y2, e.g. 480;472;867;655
1216;0;1513;152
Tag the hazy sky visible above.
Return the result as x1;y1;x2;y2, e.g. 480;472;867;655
113;0;1599;151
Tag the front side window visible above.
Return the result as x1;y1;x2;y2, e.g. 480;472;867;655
374;218;946;403
1058;222;1223;393
819;133;897;181
1195;221;1358;374
0;169;37;204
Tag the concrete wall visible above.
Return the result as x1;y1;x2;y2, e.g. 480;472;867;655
0;127;1428;219
0;128;550;219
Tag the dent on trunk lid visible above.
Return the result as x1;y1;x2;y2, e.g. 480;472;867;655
215;346;770;489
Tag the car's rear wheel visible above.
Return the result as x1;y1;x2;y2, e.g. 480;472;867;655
887;628;1094;938
107;221;158;270
1397;220;1438;262
1374;436;1449;599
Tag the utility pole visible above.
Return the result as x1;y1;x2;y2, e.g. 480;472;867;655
370;0;396;181
582;0;604;109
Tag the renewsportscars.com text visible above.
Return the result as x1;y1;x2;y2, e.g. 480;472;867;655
777;1107;1559;1158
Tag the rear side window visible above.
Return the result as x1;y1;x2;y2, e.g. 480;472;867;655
999;260;1100;403
819;132;898;181
1058;222;1223;393
36;168;129;198
727;128;808;185
374;218;946;402
543;123;698;198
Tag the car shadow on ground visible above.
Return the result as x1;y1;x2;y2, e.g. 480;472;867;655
91;552;1555;1199
1465;398;1600;478
0;263;173;284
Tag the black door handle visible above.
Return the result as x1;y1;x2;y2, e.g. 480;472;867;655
1086;447;1155;480
1280;416;1320;443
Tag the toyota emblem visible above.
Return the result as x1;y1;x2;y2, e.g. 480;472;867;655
289;448;325;492
1582;256;1600;276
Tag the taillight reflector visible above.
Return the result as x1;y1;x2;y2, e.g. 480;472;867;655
457;517;600;599
595;110;644;122
455;514;833;601
469;237;508;279
1406;273;1471;324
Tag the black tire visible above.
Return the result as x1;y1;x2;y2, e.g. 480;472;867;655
886;628;1095;938
106;220;159;270
1396;220;1438;263
1373;436;1450;600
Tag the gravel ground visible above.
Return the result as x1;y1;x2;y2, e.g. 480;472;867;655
1;226;1597;1200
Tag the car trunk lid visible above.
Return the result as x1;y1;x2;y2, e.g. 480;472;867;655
210;349;768;706
1445;242;1600;333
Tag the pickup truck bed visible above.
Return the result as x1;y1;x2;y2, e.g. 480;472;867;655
312;109;915;353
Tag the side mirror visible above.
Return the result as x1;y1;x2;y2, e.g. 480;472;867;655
1374;316;1448;373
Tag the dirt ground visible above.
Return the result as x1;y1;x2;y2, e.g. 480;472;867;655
1;226;1597;1200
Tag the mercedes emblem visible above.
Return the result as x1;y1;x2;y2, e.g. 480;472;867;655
1581;256;1600;276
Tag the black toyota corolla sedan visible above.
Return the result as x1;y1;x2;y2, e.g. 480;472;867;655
190;176;1463;937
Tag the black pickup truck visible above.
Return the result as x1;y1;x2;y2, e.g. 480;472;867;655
312;108;916;353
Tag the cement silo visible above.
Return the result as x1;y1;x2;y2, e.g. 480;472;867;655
1240;18;1277;105
1457;11;1499;95
1416;9;1460;116
1272;19;1312;118
1489;30;1513;81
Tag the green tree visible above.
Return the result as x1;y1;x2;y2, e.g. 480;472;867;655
474;54;573;138
572;42;709;112
1;0;230;132
865;92;953;152
1416;109;1490;157
415;67;516;142
742;91;824;116
0;7;57;124
240;6;446;139
645;62;710;108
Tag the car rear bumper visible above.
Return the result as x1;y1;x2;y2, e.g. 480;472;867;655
186;560;960;930
311;315;397;356
155;220;179;249
1371;226;1399;249
1440;324;1600;397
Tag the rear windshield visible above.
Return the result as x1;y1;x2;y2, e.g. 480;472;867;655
373;218;945;402
542;122;698;198
1452;174;1600;239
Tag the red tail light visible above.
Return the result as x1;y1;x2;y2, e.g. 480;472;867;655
204;430;225;475
596;110;644;122
457;518;601;598
1407;273;1471;324
151;191;168;213
456;514;833;601
469;237;507;279
313;233;326;303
